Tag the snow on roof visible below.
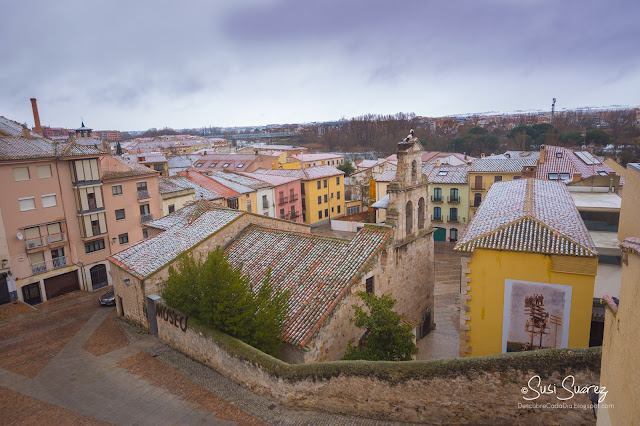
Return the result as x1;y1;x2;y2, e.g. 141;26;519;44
536;145;617;182
238;171;301;186
621;237;640;256
109;202;243;278
455;179;597;257
204;171;256;194
376;171;397;182
260;165;344;180
428;166;468;184
0;135;104;162
178;171;240;199
356;159;381;168
101;156;157;180
371;194;389;208
290;153;343;162
191;154;258;172
225;225;391;346
207;170;271;190
570;192;622;211
468;157;537;173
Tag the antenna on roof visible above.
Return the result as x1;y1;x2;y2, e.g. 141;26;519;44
551;98;556;125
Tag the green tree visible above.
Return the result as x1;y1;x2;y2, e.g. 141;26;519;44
585;129;611;146
163;249;290;356
115;141;123;155
342;292;418;361
337;160;355;175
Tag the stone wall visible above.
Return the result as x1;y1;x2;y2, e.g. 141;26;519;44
156;303;601;424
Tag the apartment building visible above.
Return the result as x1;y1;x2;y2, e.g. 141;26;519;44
190;154;278;174
206;171;275;217
137;152;168;176
258;166;345;226
239;172;304;222
0;116;163;305
178;170;256;213
428;165;469;242
95;130;122;142
288;153;344;168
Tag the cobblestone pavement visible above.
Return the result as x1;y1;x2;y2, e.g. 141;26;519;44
1;295;411;425
416;241;462;360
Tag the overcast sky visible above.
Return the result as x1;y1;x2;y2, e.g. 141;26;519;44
1;0;638;130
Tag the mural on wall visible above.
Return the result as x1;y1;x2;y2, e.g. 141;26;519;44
502;280;572;353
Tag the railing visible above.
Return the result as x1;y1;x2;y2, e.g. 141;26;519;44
52;256;67;269
290;194;299;201
48;232;66;244
448;215;459;223
471;183;485;191
431;196;443;203
433;216;442;222
26;236;46;250
278;196;289;205
137;190;150;200
447;196;460;204
140;213;154;223
31;261;47;275
262;202;269;209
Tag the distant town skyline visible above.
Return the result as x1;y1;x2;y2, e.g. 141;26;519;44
1;0;638;130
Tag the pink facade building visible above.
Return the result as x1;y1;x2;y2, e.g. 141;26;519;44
239;172;304;222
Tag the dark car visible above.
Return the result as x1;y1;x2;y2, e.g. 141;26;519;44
99;290;116;306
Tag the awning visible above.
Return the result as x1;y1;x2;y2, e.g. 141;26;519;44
371;194;389;209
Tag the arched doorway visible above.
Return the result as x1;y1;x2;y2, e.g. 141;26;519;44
418;197;425;229
450;228;458;242
90;264;108;290
406;201;413;235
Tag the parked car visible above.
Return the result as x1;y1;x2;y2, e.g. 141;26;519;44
99;290;116;306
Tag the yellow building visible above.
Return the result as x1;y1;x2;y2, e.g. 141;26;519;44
618;163;640;242
427;165;469;242
137;153;169;177
455;179;598;357
467;153;538;216
289;153;344;168
260;166;345;225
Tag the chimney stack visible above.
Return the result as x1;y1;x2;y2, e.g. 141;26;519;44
30;98;42;136
539;144;546;164
21;125;31;139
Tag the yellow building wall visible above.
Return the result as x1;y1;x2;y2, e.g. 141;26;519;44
237;191;258;213
468;172;522;214
464;249;596;357
279;162;302;169
302;176;345;225
618;165;640;242
430;183;470;225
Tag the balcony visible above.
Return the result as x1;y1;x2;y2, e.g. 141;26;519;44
432;216;442;222
52;256;67;269
471;183;485;191
447;196;460;204
447;215;459;223
48;232;66;245
31;261;47;275
137;190;151;200
430;196;443;203
278;196;289;206
25;236;46;251
290;194;299;201
140;213;154;224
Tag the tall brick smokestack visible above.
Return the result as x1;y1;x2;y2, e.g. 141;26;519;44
30;98;42;135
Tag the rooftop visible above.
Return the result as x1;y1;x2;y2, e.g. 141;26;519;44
454;179;597;257
204;171;256;194
536;145;618;183
428;165;468;184
621;237;640;256
207;170;271;190
238;171;301;186
258;165;344;180
468;157;538;173
158;175;222;200
0;135;104;162
109;202;243;278
290;153;343;162
178;170;240;199
225;225;391;347
191;154;258;172
101;156;157;181
570;192;622;211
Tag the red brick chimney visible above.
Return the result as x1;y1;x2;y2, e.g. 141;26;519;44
30;98;42;135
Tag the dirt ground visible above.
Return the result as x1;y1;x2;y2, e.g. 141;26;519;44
0;301;36;321
83;308;130;356
118;352;264;425
0;300;99;377
0;386;109;426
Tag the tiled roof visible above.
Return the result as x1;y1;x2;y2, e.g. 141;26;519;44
145;199;220;230
290;153;343;162
207;170;271;190
178;171;240;199
376;170;397;182
488;151;540;160
225;225;391;346
0;136;104;161
621;237;640;255
260;166;344;180
101;157;157;180
158;175;222;200
109;203;243;278
138;154;167;163
356;160;381;168
454;179;596;257
0;116;26;136
191;154;257;172
469;157;537;173
536;145;617;182
428;166;468;184
238;171;301;186
204;171;256;194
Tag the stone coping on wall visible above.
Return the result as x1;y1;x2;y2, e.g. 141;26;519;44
156;302;601;381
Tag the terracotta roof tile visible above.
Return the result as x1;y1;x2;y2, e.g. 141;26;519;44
536;145;617;182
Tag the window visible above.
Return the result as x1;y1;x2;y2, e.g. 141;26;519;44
228;198;239;209
406;201;413;235
331;207;334;213
19;197;36;211
137;181;148;191
411;160;417;181
560;173;570;180
548;173;559;180
336;177;340;185
324;194;328;203
366;277;374;293
13;167;30;181
337;191;341;200
494;175;502;182
301;184;305;195
237;163;244;168
450;228;458;242
433;187;442;202
318;196;322;204
263;195;269;209
222;162;230;168
317;181;321;190
142;228;148;239
450;188;458;202
47;223;63;242
433;207;442;221
41;194;57;208
450;207;458;222
556;152;563;158
347;205;361;215
323;179;327;188
168;204;175;214
513;176;521;180
87;192;97;210
418;197;425;229
115;209;126;221
196;162;204;167
473;193;482;207
438;170;448;176
246;200;252;212
91;220;100;236
280;208;285;219
337;205;341;214
36;165;52;178
208;163;217;168
85;238;105;253
112;185;123;195
598;171;608;176
118;233;129;244
140;204;150;215
324;208;329;217
318;211;322;220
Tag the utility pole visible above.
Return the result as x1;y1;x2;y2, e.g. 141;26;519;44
551;98;557;125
